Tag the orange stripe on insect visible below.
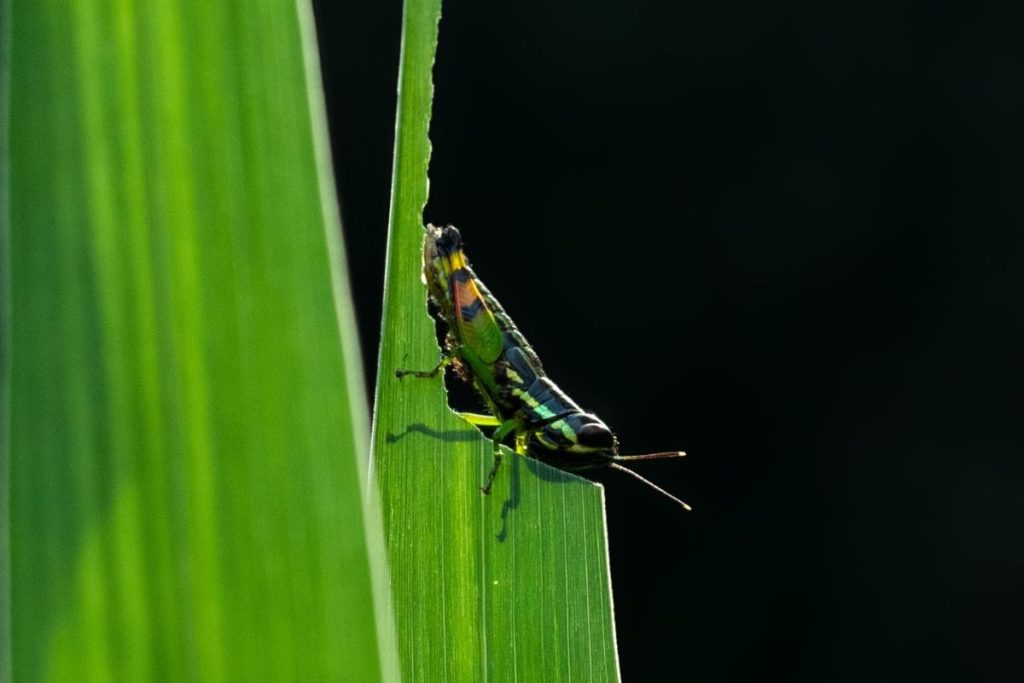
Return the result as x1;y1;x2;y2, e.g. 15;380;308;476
453;270;484;318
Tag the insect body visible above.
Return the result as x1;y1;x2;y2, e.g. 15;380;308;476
397;224;690;509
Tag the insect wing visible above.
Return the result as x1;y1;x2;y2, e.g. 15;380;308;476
451;268;504;364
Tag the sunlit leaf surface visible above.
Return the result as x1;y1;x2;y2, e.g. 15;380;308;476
4;0;397;679
371;0;620;680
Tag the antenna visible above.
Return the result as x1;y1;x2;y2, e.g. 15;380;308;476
614;450;686;461
608;462;692;511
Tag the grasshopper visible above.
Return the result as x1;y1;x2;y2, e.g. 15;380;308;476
397;224;690;510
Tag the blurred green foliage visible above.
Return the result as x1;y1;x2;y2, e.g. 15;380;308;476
4;0;396;679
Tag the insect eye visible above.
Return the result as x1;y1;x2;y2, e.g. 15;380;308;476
577;423;615;449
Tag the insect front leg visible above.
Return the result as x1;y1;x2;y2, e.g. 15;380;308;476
395;347;460;379
481;417;520;495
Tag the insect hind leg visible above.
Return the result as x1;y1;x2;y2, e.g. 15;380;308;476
457;411;502;427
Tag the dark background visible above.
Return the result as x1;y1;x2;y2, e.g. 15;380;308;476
313;1;1024;680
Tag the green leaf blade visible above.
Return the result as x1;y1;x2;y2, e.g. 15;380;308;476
372;1;621;681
